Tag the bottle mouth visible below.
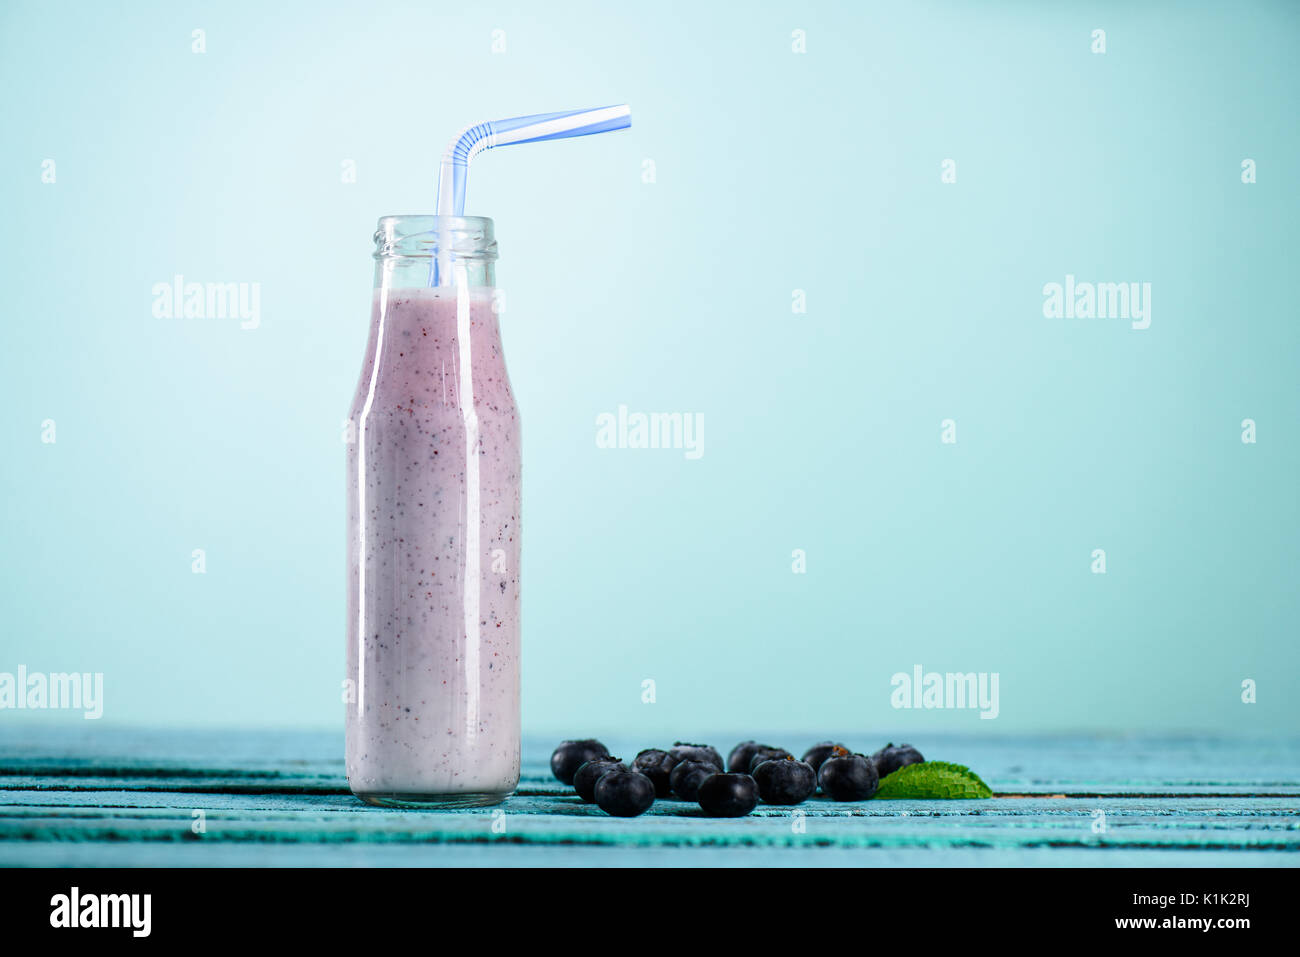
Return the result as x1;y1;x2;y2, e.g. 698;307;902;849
373;215;497;261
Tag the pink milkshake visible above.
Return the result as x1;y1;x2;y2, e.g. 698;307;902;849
346;216;520;807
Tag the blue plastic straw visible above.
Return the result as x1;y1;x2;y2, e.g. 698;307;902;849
435;104;632;217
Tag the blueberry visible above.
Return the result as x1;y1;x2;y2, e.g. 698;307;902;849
631;749;678;797
550;739;610;785
870;742;924;779
697;772;759;817
727;740;773;772
748;748;794;773
669;742;723;770
573;758;626;803
801;741;848;775
594;768;656;817
669;759;717;801
818;749;879;801
753;756;816;805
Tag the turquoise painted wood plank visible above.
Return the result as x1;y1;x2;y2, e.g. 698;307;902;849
7;842;1298;868
3;729;1299;791
1;796;1297;848
1;728;1297;866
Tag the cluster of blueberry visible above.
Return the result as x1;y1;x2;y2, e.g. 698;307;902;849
550;738;925;818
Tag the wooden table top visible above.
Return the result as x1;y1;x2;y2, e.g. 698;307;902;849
2;728;1297;867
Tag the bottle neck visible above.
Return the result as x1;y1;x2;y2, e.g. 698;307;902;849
375;257;495;289
372;215;497;289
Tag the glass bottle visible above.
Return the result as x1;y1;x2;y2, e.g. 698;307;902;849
346;215;520;808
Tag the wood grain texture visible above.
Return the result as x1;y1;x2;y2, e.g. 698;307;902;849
2;728;1297;867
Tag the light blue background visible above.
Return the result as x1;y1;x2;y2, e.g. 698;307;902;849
2;1;1296;739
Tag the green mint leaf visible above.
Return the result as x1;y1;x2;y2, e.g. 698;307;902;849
873;760;993;800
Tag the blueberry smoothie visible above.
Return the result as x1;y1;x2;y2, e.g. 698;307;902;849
346;282;521;807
